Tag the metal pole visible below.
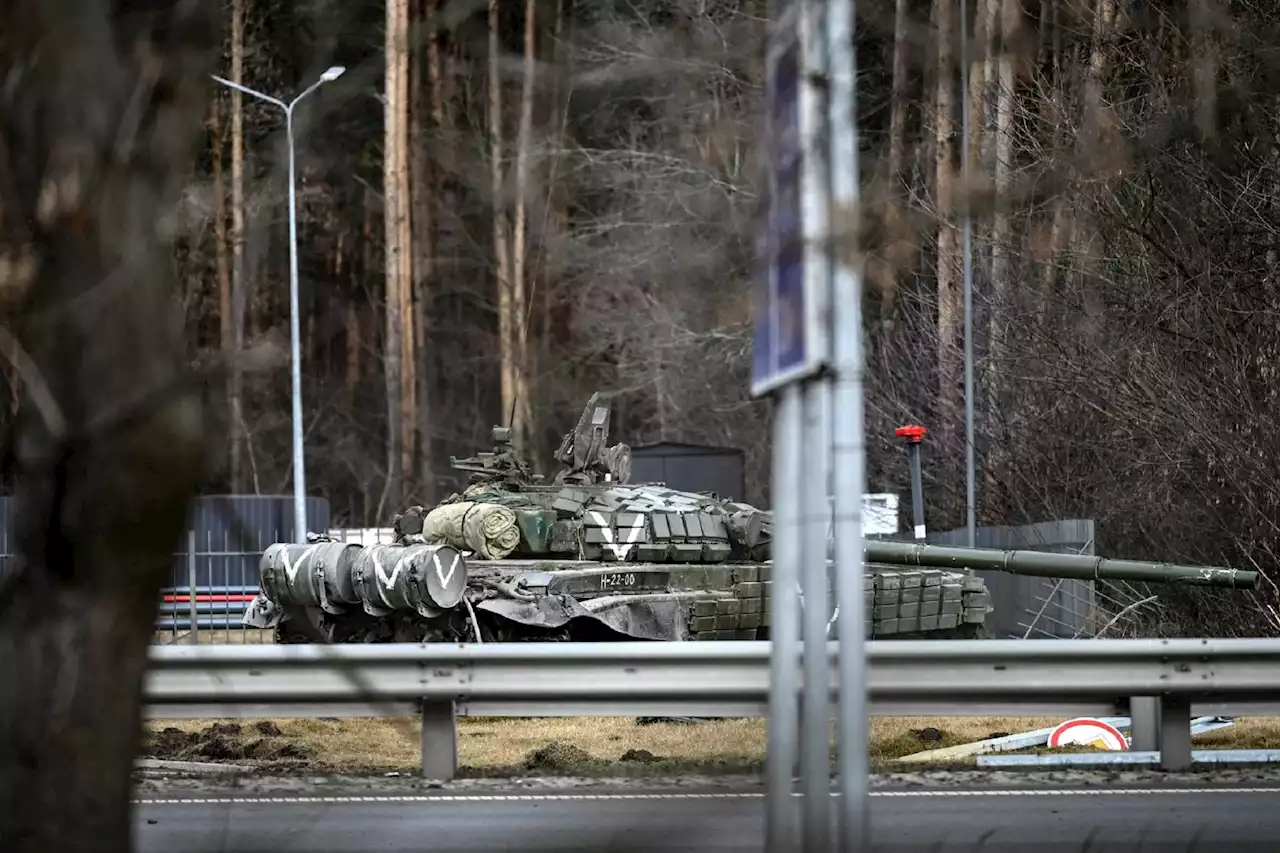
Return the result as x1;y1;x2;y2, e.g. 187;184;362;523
285;107;308;543
766;386;803;853
801;380;831;853
798;0;833;847
825;0;868;848
895;426;927;539
908;440;925;538
187;529;199;644
209;67;344;544
960;0;976;548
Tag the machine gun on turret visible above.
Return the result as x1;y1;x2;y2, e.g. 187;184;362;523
448;426;540;486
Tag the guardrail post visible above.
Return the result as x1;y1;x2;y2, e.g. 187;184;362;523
1129;696;1159;752
1158;695;1192;771
421;701;458;780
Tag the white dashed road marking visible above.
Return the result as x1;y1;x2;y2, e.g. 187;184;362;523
133;787;1280;805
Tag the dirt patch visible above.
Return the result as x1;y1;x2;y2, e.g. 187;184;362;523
525;742;593;771
143;722;316;764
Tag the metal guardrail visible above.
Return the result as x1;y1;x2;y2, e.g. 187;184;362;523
142;638;1280;779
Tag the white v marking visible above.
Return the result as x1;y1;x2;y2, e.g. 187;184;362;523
373;547;408;587
282;543;322;582
432;551;459;587
590;511;645;560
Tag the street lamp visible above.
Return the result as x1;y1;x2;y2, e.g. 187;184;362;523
211;65;346;543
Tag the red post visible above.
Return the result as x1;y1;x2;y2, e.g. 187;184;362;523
895;425;928;538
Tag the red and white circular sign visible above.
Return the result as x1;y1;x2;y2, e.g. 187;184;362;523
1048;718;1129;751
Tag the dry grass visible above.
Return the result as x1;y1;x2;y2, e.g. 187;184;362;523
140;714;1280;776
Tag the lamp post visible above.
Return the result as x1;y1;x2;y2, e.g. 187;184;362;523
210;65;346;543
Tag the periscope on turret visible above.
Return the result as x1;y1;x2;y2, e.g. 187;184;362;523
241;391;1255;645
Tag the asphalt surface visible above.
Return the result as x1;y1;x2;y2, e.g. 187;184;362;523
134;784;1280;853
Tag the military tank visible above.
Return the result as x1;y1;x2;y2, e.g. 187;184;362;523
242;392;1257;644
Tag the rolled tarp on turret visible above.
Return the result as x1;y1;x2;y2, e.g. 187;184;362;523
422;500;522;559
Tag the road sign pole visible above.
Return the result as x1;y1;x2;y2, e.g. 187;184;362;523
796;1;833;850
758;2;838;850
766;386;802;852
801;380;832;853
825;0;869;849
762;4;807;848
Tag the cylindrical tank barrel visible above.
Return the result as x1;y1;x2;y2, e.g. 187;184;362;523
862;541;1257;589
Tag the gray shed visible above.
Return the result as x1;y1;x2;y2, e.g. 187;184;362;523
628;442;746;501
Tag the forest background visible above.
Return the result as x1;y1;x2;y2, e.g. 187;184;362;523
8;0;1280;634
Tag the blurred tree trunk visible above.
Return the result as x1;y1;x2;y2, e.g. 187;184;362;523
212;98;234;473
0;1;216;850
349;190;375;400
887;0;910;189
971;0;997;168
413;0;442;499
1070;0;1120;344
229;0;248;491
984;0;1019;514
489;0;516;435
511;0;537;452
539;0;570;472
1042;0;1071;321
876;0;912;337
934;0;962;451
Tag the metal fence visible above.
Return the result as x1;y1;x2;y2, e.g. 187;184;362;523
156;496;331;644
0;495;328;644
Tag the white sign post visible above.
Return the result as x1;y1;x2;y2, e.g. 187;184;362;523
757;1;866;851
824;0;869;848
758;5;812;849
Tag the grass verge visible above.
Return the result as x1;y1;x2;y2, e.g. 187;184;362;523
140;715;1280;777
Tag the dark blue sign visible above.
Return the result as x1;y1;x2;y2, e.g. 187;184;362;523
753;21;818;397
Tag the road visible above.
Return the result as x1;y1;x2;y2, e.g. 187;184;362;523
135;784;1280;852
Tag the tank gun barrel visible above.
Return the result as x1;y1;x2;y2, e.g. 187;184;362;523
862;541;1257;590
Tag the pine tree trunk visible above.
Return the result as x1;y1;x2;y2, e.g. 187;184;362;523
414;0;444;499
489;0;516;433
934;0;963;456
511;0;537;452
384;0;410;511
881;0;911;331
984;0;1019;517
211;96;236;486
